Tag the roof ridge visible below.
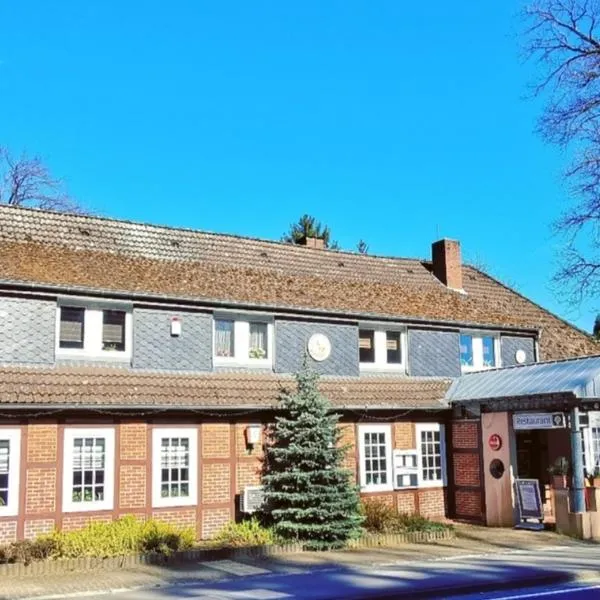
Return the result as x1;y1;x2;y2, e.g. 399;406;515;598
0;204;428;265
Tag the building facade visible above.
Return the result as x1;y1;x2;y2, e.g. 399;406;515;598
0;206;597;543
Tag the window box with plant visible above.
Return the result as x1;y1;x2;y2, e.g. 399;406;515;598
213;315;273;368
56;302;132;361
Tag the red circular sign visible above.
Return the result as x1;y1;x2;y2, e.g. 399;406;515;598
489;434;502;451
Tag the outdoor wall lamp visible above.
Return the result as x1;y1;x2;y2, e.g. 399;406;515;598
245;424;262;447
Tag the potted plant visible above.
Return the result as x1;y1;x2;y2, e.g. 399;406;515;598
593;466;600;488
548;456;569;488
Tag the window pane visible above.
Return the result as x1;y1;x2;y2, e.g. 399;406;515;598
159;437;191;498
362;429;388;487
215;320;234;357
0;440;9;507
420;428;442;483
249;322;268;359
460;334;473;367
359;330;375;363
386;331;401;364
71;437;106;504
102;310;126;351
482;336;496;367
59;307;85;349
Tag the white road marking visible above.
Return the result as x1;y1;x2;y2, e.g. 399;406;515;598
490;583;600;600
203;559;272;576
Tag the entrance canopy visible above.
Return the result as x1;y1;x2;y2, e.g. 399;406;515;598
446;355;600;403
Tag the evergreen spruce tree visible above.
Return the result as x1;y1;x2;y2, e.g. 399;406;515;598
594;314;600;340
262;363;363;550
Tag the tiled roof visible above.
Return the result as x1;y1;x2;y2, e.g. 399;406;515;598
0;365;451;410
0;205;597;361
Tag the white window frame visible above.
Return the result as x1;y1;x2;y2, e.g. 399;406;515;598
152;427;198;508
0;429;21;517
416;423;446;488
62;427;115;513
358;424;393;492
213;313;274;368
459;331;500;372
359;326;406;372
56;299;133;361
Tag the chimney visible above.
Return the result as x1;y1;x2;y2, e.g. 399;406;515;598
431;239;463;291
300;236;325;249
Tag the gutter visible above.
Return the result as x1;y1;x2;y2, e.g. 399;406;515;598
0;279;541;336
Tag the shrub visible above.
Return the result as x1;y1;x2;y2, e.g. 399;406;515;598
0;516;196;564
361;499;452;535
212;518;277;547
0;538;57;565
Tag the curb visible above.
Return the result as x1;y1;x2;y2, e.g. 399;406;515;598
0;529;454;579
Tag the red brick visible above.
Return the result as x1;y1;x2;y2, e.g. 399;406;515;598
202;463;231;504
452;422;479;449
455;490;482;517
119;464;146;509
453;452;481;487
201;507;231;539
27;424;57;463
202;424;230;458
120;423;147;461
25;468;56;514
0;521;17;544
24;519;55;540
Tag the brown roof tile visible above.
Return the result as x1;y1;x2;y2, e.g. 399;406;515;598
0;206;597;361
0;365;450;410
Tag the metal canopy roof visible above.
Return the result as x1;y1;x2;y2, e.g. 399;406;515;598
446;355;600;403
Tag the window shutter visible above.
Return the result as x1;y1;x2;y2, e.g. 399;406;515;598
102;310;126;349
359;331;373;348
60;307;85;346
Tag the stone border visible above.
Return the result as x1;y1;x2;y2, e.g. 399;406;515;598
0;529;454;579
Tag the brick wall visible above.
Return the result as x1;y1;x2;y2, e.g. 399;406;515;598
450;419;484;522
4;415;451;542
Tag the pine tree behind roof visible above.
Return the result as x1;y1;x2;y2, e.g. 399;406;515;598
262;362;363;550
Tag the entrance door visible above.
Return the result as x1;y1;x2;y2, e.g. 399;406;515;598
516;430;549;481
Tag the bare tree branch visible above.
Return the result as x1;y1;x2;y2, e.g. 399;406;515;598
0;146;83;212
523;1;600;305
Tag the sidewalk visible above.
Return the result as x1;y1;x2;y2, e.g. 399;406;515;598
0;525;594;600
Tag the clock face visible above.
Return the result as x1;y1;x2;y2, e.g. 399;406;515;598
307;333;332;362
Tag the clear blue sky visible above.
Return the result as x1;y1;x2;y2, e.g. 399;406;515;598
1;2;593;331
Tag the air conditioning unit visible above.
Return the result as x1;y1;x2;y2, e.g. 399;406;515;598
240;486;264;513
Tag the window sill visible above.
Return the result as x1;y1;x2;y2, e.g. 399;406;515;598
152;496;197;509
63;501;113;513
214;358;273;369
56;351;131;363
360;485;394;494
0;507;18;518
360;363;406;374
461;365;498;373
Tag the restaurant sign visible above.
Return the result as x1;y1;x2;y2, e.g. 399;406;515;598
513;412;566;430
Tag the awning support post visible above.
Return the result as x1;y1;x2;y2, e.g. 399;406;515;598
570;406;586;513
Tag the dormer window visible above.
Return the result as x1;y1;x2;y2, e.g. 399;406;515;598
56;301;132;361
460;332;499;371
359;327;406;372
213;315;273;367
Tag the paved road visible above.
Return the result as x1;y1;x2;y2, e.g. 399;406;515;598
450;582;600;599
73;545;600;600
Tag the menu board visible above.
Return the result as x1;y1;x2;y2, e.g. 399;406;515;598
515;478;543;521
